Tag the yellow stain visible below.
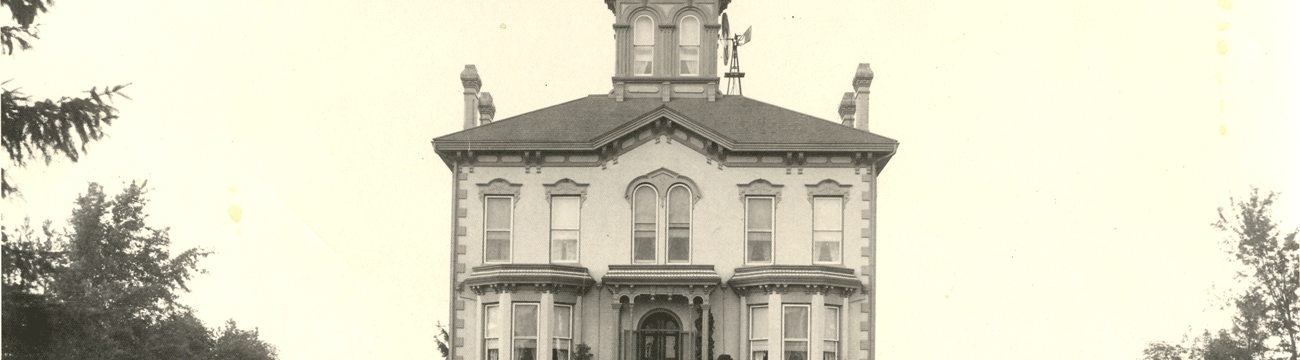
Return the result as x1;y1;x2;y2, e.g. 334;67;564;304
1218;124;1227;135
228;204;243;223
228;186;237;193
1217;22;1230;31
499;23;507;30
1220;99;1226;113
1217;71;1223;84
1217;0;1233;10
1216;40;1229;55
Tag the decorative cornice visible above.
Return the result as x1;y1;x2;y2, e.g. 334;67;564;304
462;264;596;296
624;168;702;204
737;179;784;204
727;265;862;296
545;178;590;203
602;264;722;287
806;179;853;203
477;178;521;198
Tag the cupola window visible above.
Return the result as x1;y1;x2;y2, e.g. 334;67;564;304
634;15;655;76
678;16;700;76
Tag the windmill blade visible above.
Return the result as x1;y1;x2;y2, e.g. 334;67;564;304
724;42;731;66
721;13;730;40
741;26;752;45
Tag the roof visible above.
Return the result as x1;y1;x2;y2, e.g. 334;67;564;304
433;95;899;153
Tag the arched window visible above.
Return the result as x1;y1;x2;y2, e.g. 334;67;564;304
633;15;655;76
667;185;692;263
678;15;700;76
632;185;658;262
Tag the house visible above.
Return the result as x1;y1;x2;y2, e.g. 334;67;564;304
431;1;898;360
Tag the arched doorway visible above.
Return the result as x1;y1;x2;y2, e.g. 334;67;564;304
637;311;681;360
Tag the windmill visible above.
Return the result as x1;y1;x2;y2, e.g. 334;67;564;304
721;13;751;96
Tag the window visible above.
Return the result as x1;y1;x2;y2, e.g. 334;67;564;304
485;305;501;360
634;15;655;76
746;197;775;263
551;196;580;262
823;306;840;360
667;185;691;263
633;185;657;262
513;304;539;360
783;305;809;360
553;305;573;360
678;16;700;75
485;196;513;263
750;306;769;360
812;197;843;264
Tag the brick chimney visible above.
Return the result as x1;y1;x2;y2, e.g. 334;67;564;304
478;92;496;125
838;92;856;127
461;65;482;130
853;63;874;131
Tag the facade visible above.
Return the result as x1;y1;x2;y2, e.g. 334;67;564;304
432;2;898;360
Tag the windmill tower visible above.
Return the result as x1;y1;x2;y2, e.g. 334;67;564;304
721;14;751;96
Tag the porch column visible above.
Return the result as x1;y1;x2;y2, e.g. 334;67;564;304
475;293;484;359
500;290;514;360
540;289;555;360
840;294;849;360
810;289;825;360
574;292;584;347
701;304;712;360
767;291;782;360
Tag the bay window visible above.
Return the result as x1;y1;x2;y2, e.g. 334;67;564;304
553;305;573;360
750;306;769;360
514;304;538;360
782;305;809;360
485;305;500;360
823;306;840;360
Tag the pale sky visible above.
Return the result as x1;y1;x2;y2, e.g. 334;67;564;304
4;1;1298;359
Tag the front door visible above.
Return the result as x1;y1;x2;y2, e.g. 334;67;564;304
638;312;680;360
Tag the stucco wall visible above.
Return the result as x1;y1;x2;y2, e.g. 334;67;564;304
451;136;877;360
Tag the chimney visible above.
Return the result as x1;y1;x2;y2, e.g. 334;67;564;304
853;63;874;131
478;92;496;125
461;65;482;130
838;92;856;127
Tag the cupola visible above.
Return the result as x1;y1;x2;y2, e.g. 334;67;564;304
605;0;729;102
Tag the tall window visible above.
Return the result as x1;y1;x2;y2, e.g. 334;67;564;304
633;15;655;76
485;305;500;360
551;196;580;263
553;305;573;360
667;185;691;263
633;185;657;262
823;306;840;360
782;305;809;360
746;197;775;264
678;16;700;76
485;196;513;263
812;197;843;264
513;304;539;360
750;306;769;360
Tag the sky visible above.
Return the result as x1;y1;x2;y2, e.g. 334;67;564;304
3;0;1299;359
